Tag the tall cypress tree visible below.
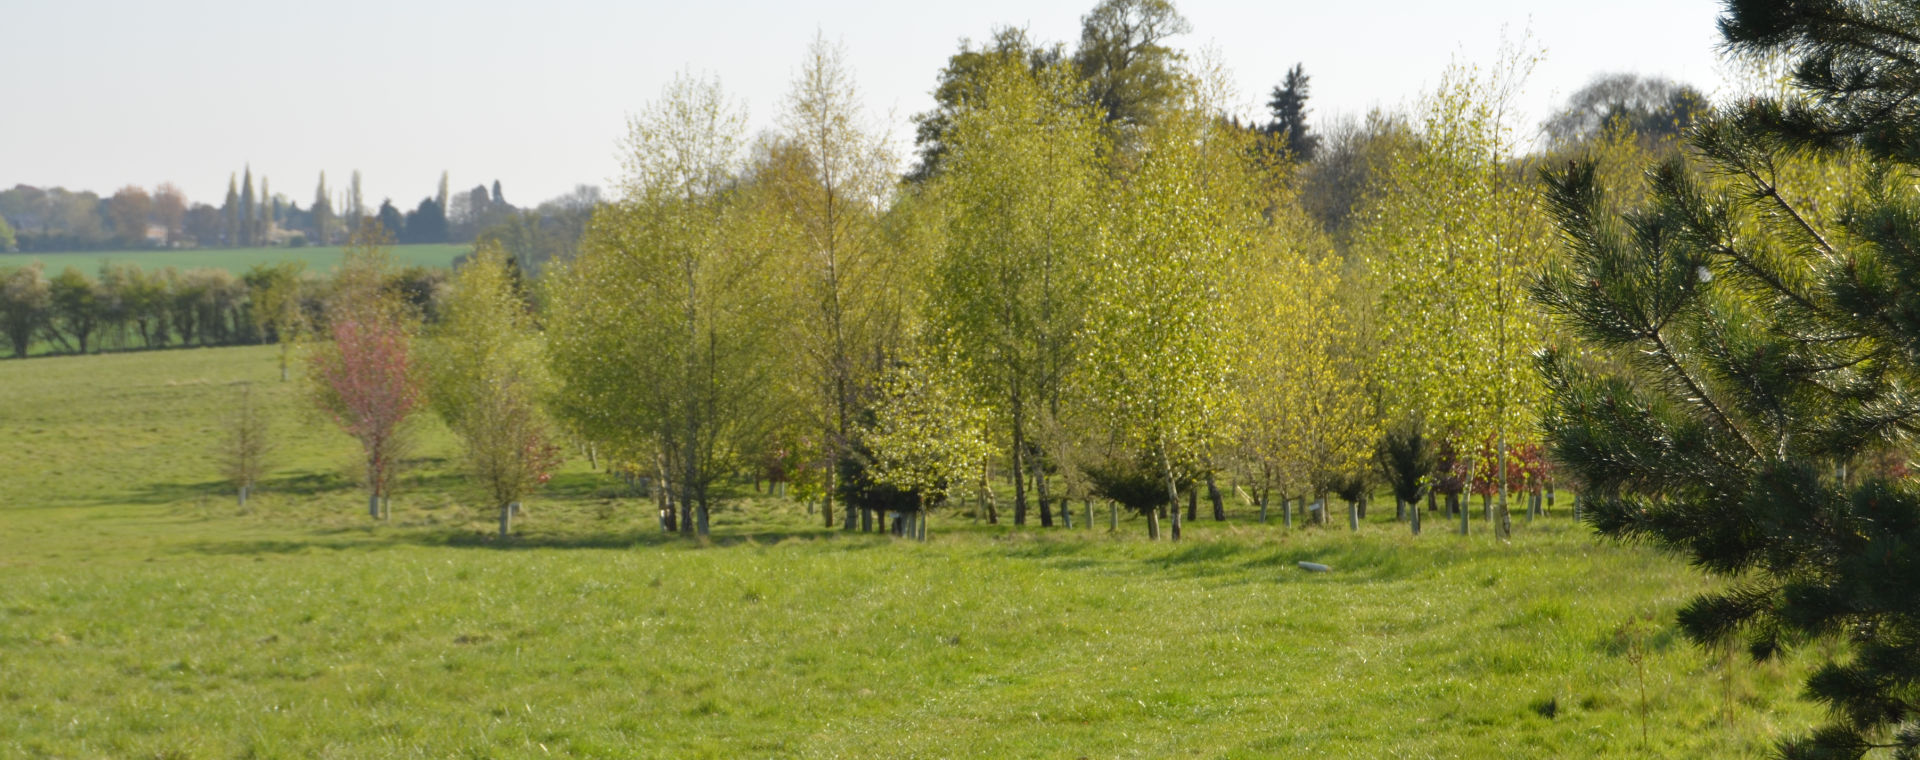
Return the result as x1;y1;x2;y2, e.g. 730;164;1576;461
312;172;333;246
1534;2;1920;756
239;167;255;247
223;174;239;247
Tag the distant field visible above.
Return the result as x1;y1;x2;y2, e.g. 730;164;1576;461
0;243;471;275
0;344;1824;758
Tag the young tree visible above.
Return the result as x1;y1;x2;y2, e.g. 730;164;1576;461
1356;53;1550;538
217;382;271;507
245;261;309;381
933;57;1106;527
765;35;910;529
1081;77;1246;541
546;72;787;538
308;224;422;520
430;245;560;537
861;347;994;539
1231;180;1376;529
1535;3;1920;755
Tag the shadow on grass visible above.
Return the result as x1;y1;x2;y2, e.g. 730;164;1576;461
173;523;886;557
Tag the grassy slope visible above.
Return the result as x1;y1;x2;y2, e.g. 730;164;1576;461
0;244;470;276
0;345;1821;758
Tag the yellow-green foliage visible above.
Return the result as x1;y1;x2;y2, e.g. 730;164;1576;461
1082;94;1251;484
932;57;1106;453
1231;189;1376;500
1357;60;1551;465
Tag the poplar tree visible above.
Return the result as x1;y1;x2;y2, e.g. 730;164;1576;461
1536;2;1920;756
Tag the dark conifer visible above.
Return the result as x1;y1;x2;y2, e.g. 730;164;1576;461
1534;3;1920;756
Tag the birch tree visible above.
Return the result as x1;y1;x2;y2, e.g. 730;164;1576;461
933;57;1105;527
766;35;911;530
1356;55;1551;538
546;72;786;538
1081;78;1245;540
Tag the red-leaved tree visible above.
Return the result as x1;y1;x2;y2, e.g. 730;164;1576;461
311;310;421;519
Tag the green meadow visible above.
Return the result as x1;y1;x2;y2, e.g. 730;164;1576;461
0;244;470;276
0;345;1822;758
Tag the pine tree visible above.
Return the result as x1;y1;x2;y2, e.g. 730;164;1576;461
1534;2;1920;756
1265;63;1319;162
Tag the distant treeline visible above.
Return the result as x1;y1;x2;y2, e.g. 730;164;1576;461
0;255;450;358
0;172;601;274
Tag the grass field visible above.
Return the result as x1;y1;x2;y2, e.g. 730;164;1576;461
0;345;1826;758
0;244;471;276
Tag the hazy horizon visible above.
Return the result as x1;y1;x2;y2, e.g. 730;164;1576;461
5;0;1733;211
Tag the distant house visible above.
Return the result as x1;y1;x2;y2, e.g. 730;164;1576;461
144;225;169;247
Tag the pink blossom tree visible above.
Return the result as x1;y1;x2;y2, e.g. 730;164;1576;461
308;231;423;521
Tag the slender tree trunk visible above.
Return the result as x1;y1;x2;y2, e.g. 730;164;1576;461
1060;497;1072;528
1459;492;1469;536
680;488;694;537
1347;498;1358;531
1283;496;1293;529
499;501;512;537
1411;497;1422;535
1208;473;1225;521
1186;483;1198;523
1011;399;1027;526
696;498;710;538
1396;497;1406;521
1109;502;1118;532
1258;493;1268;524
1036;461;1053;528
860;508;872;532
238;484;249;508
1147;508;1160;539
823;467;836;528
1084;500;1092;530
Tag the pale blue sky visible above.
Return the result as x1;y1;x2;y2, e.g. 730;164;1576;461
2;0;1732;210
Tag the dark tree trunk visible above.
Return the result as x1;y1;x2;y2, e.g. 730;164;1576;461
1011;403;1028;526
499;501;512;537
1186;484;1198;522
1208;473;1225;521
1036;463;1053;528
1411;497;1422;535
